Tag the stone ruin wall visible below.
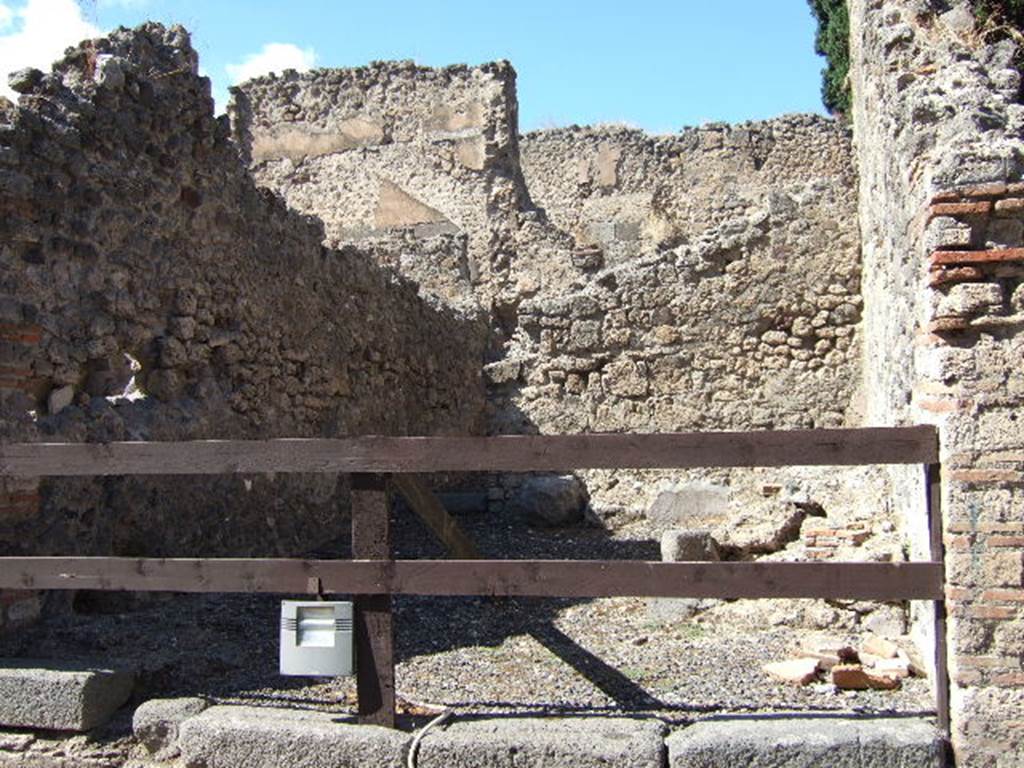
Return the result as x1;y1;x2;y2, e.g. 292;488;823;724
230;62;530;309
233;70;903;583
850;0;1024;763
0;25;487;630
3;10;1022;764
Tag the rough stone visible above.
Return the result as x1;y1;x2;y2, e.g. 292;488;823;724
7;68;42;94
666;716;944;767
649;529;720;622
46;385;74;416
506;474;588;527
0;24;487;563
0;660;134;732
647;486;729;530
176;705;410;768
937;283;1003;317
417;717;666;768
660;529;719;562
133;696;209;758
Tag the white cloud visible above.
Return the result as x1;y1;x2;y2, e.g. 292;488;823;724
96;0;149;8
226;42;316;85
0;0;99;100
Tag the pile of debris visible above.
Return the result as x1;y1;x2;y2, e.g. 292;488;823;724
763;634;923;690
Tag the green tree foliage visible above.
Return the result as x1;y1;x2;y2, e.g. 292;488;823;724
973;0;1024;28
807;0;851;116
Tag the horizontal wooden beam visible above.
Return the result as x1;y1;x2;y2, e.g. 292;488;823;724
0;558;944;600
0;427;938;477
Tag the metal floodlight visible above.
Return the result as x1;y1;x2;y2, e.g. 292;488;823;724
279;600;354;677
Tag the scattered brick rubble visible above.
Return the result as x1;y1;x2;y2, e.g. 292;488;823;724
763;632;921;691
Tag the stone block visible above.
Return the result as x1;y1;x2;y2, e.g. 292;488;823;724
133;696;209;758
506;475;587;527
937;283;1003;317
660;530;719;562
647;485;729;530
47;384;74;415
667;716;945;767
0;660;134;732
417;717;665;768
177;705;410;768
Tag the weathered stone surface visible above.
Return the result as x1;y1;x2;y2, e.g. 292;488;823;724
176;705;410;768
7;67;42;94
0;24;487;564
374;180;452;229
660;529;719;562
647;486;729;530
0;660;134;732
649;529;720;621
417;717;665;768
667;717;944;767
936;283;1003;317
850;1;1024;763
506;474;588;527
46;385;74;416
133;696;209;758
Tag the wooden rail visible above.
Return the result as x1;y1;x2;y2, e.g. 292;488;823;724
0;558;944;600
0;426;938;476
0;425;947;732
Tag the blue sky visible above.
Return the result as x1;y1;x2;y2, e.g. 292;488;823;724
1;0;828;133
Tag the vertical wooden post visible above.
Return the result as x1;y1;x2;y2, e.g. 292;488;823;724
926;462;951;739
351;473;395;727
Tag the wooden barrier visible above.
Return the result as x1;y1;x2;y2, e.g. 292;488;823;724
0;426;938;476
0;426;948;732
0;558;944;600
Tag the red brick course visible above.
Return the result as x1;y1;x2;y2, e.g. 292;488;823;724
929;201;993;218
930;247;1024;267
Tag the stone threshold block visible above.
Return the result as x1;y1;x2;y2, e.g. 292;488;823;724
416;716;666;768
176;705;411;768
0;659;134;732
171;705;666;768
667;715;945;767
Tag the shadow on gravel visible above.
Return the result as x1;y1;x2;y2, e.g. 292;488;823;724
0;488;672;711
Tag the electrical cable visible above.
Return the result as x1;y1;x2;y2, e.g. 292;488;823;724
406;708;454;768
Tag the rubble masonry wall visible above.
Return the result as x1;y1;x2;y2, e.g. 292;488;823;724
0;24;487;633
850;0;1024;763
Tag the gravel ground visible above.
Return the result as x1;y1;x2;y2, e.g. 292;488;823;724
0;504;936;764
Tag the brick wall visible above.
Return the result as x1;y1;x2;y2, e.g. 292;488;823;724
849;1;1024;762
920;184;1024;749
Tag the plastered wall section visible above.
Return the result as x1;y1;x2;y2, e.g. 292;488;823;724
230;61;530;306
0;24;486;594
850;1;1024;764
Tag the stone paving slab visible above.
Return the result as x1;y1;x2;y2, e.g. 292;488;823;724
417;716;666;768
0;659;134;732
176;705;410;768
667;715;945;767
